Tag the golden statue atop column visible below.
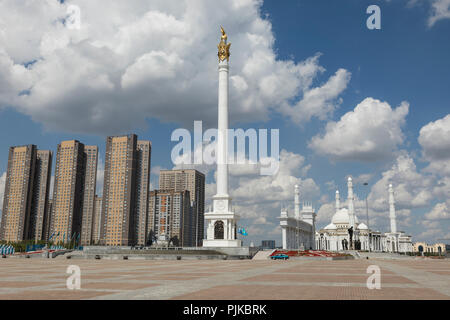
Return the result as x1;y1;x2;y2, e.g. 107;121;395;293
218;26;231;62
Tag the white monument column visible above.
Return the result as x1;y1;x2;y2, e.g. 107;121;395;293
347;177;356;228
389;184;397;233
203;27;241;248
217;59;229;198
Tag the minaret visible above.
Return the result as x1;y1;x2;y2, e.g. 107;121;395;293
294;184;300;220
335;190;340;213
389;184;397;233
203;27;240;248
347;177;355;228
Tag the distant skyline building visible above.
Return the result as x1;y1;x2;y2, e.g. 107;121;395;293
100;134;138;246
30;150;53;242
0;145;37;242
148;189;194;247
159;169;205;246
80;145;98;246
50;140;87;244
135;140;152;246
261;240;276;249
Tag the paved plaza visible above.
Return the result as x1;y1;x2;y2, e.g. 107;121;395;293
0;258;449;300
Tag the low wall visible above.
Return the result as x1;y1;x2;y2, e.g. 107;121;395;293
74;254;228;260
75;246;259;260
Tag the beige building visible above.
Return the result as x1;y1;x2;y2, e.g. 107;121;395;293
148;190;193;247
135;140;151;246
50;140;89;244
100;135;138;246
91;195;102;244
413;242;446;254
159;169;205;246
80;146;98;245
0;145;37;242
30;150;53;242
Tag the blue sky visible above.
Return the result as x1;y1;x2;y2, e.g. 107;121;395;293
0;0;449;246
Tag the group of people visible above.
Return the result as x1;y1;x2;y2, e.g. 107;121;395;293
340;226;362;251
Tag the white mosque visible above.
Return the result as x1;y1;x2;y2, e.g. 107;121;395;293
280;177;413;253
315;177;413;253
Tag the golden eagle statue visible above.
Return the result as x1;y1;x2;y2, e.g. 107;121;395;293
218;26;231;62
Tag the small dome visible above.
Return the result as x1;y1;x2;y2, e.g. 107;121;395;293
324;223;337;230
357;223;368;230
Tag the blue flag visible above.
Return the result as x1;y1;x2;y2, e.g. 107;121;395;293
238;227;248;236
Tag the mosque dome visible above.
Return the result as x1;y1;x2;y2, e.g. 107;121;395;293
331;208;359;225
324;223;337;230
357;223;368;230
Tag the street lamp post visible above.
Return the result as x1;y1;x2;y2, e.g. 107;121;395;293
363;182;371;252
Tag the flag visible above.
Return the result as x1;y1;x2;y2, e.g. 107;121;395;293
238;227;248;236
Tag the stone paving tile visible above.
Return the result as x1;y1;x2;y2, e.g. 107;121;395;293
279;267;395;274
0;289;112;300
0;281;56;288
171;284;449;300
128;274;209;281
242;273;417;284
0;258;449;299
430;271;450;275
67;282;161;290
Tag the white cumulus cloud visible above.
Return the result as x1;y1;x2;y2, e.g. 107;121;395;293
0;0;350;135
428;0;450;26
419;114;450;176
309;98;409;162
425;202;450;220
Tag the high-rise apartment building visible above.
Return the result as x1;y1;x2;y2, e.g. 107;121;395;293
50;140;86;244
100;134;138;246
92;195;102;244
135;140;151;246
159;169;205;246
80;145;98;245
30;150;52;241
148;190;193;247
0;145;37;242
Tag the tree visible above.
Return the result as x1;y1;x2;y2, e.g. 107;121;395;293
170;236;179;247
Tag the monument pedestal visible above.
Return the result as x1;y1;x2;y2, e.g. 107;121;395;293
203;203;242;248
